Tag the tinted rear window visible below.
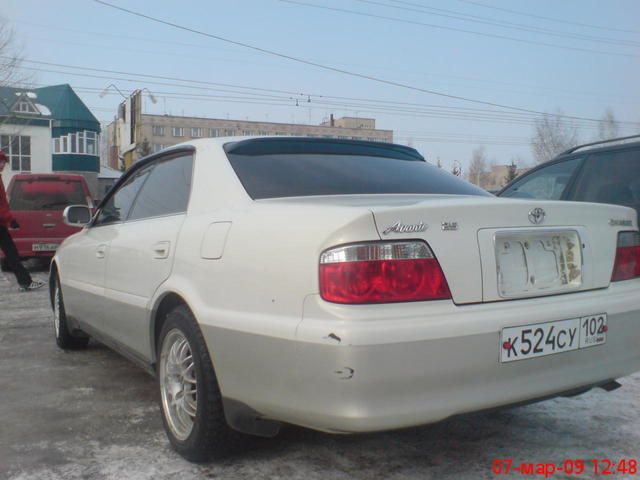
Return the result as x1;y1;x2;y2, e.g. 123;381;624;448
227;153;489;199
9;179;87;211
571;147;640;213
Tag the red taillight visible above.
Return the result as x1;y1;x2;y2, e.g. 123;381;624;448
319;241;451;304
611;231;640;282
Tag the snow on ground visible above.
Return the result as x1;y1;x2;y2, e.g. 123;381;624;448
1;263;639;479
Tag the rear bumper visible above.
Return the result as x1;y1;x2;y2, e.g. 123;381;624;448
201;281;640;433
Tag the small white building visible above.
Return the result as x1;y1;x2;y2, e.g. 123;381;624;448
0;84;101;195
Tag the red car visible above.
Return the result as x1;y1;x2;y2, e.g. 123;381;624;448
0;174;93;271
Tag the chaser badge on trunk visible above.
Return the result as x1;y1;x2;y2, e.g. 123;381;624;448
382;221;427;235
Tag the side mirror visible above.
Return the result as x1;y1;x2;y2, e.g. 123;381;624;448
63;205;92;227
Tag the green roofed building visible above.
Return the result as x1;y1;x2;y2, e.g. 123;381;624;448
0;84;101;194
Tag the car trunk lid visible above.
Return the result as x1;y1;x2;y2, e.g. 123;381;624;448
368;195;636;304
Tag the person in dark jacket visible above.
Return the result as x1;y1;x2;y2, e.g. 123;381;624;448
0;150;46;291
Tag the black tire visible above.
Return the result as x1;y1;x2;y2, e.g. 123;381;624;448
157;305;242;462
0;257;10;272
52;275;90;350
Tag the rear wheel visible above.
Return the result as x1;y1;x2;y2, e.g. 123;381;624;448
53;275;89;350
158;305;241;462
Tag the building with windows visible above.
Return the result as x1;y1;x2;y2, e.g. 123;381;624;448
105;109;393;170
0;84;101;194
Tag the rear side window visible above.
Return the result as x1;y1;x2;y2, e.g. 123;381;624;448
9;179;87;211
95;168;151;225
500;158;581;200
571;148;640;212
227;153;489;199
128;154;193;220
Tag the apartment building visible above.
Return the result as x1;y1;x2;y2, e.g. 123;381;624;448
105;112;393;170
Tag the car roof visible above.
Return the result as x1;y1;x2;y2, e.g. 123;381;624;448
555;138;640;161
498;137;640;196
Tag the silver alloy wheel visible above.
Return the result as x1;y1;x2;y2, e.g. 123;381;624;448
160;329;198;441
53;285;61;337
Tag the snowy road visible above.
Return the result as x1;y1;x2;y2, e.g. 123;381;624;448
1;263;639;479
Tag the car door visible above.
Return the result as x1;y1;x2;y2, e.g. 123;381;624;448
60;167;152;332
102;151;194;360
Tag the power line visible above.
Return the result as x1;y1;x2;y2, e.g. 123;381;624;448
7;57;305;97
84;89;627;133
455;0;640;35
19;66;622;131
18;62;638;132
395;137;529;146
397;129;530;140
16;62;573;120
363;0;640;48
91;0;632;124
84;106;532;145
14;20;638;102
278;0;637;57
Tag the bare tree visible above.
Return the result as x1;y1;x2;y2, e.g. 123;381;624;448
531;110;578;164
0;20;26;88
0;20;31;137
596;108;620;141
467;146;487;186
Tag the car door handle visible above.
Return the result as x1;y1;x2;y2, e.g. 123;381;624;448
96;245;107;259
42;223;56;229
153;241;171;259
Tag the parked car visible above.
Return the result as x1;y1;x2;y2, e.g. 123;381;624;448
52;138;640;462
1;174;93;271
499;135;640;221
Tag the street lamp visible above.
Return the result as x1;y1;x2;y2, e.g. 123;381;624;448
140;88;158;104
452;160;462;177
98;85;158;105
99;84;127;100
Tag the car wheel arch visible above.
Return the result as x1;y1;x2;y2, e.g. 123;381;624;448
150;292;193;365
49;261;59;309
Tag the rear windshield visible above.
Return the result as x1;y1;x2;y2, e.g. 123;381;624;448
9;179;87;211
227;153;490;199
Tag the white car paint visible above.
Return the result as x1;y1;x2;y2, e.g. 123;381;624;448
102;214;185;357
53;137;640;435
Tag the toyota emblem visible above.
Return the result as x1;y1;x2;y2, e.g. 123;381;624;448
528;207;545;225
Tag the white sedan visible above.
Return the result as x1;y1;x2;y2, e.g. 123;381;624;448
52;137;640;462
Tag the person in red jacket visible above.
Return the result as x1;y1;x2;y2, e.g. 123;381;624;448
0;150;46;291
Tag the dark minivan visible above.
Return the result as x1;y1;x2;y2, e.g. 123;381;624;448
499;135;640;221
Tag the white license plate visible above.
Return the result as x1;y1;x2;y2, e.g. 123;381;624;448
32;243;60;252
496;230;582;298
501;314;607;363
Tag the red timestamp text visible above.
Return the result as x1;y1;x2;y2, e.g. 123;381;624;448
493;458;638;477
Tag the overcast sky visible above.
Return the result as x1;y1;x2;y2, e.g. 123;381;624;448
3;0;640;171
